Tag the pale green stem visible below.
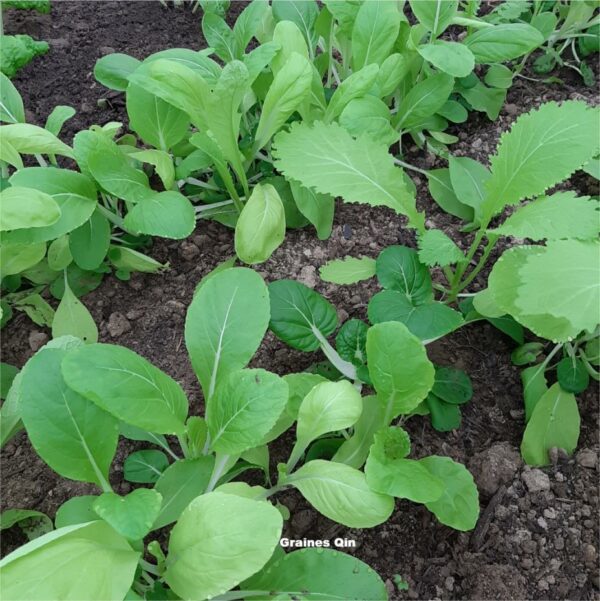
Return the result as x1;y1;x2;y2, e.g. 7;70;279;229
205;453;230;493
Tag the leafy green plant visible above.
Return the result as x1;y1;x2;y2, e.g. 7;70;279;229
0;266;480;599
0;0;51;78
274;99;599;465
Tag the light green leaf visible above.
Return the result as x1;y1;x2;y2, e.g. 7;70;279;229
47;236;72;271
339;95;397;146
255;52;312;150
234;183;286;264
44;105;76;137
62;344;188;435
418;41;475;77
352;0;401;70
127;84;189;151
130;149;175;190
124;450;169;484
270;20;308;74
0;186;60;231
108;246;166;274
0;136;23;168
521;383;580;466
202;12;237;62
20;348;118;486
0;123;73;158
483;101;600;220
409;0;457;36
0;509;52;541
366;321;435;419
491;192;599;241
153;457;215;529
375;53;409;97
522;364;548;422
394;73;455;131
464;24;543;63
325;63;379;122
5;168;97;244
94;489;162;541
484;64;513;89
234;0;268;54
268;279;337;351
319;256;376;285
289;180;334;240
272;0;319;51
273;121;423;230
427;168;474;221
95;53;141;91
124;190;195;240
54;496;98;529
0;521;139;601
420;455;479;531
69;210;111;271
368;291;464;342
207;368;288;454
418;229;464;267
458;79;505;120
448;155;490;222
52;276;98;344
185;267;270;398
164;492;283;601
289;459;394;528
142;48;221;83
0;72;25;123
243;548;388;600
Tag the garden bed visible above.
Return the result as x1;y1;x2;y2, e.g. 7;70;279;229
1;2;599;600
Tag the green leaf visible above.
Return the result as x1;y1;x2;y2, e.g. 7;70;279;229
366;321;435;419
62;344;188;435
0;123;73;158
234;183;286;264
243;548;388;600
0;522;139;601
185;267;270;398
69;210;111;270
464;24;543;63
418;41;475;78
268;279;337;351
375;245;433;303
95;53;141;91
208;368;288;454
202;12;237;61
484;64;513;89
164;492;283;601
521;364;548;422
418;229;464;267
254;52;312;150
427;168;474;222
319;256;376;284
365;426;445;503
47;236;72;271
432;366;473;404
339;96;398;146
483;101;600;220
521;383;580;466
296;380;362;450
448;156;490;222
20;348;118;486
368;291;463;342
0;186;60;231
153;457;215;529
289;459;394;527
129;149;174;191
458;79;505;120
408;0;457;36
94;489;162;541
44;105;76;137
124;190;195;240
394;73;455;131
271;20;309;74
289;180;334;240
233;0;268;53
0;363;18;400
426;393;462;431
556;357;590;394
0;72;25;123
124;450;169;484
272;0;319;51
490;192;599;241
325;64;380;122
108;246;166;274
0;509;52;541
51;276;98;344
273;121;423;230
54;496;98;529
5;168;97;244
420;456;479;531
336;319;368;367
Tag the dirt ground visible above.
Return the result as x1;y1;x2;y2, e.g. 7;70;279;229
1;2;599;600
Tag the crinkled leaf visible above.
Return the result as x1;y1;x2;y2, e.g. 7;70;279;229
418;229;464;267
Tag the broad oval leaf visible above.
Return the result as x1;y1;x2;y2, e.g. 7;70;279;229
124;449;169;484
69;210;111;270
1;123;73;158
319;256;376;285
235;183;286;264
556;357;589;394
20;348;118;486
0;521;139;601
409;0;457;36
432;366;473;405
289;180;334;240
0;186;60;231
208;368;289;455
418;40;475;78
289;459;394;528
0;73;25;123
94;53;141;91
272;0;319;50
243;548;388;600
375;245;432;303
54;496;98;529
268;279;338;351
62;343;188;435
464;24;543;63
51;277;98;344
448;155;490;223
325;63;380;122
366;321;435;419
164;492;283;601
185;267;270;399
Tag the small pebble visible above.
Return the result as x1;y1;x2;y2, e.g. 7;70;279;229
28;331;49;352
522;469;551;492
576;449;598;469
107;312;131;338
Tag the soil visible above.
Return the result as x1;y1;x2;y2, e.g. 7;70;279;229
2;3;599;600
